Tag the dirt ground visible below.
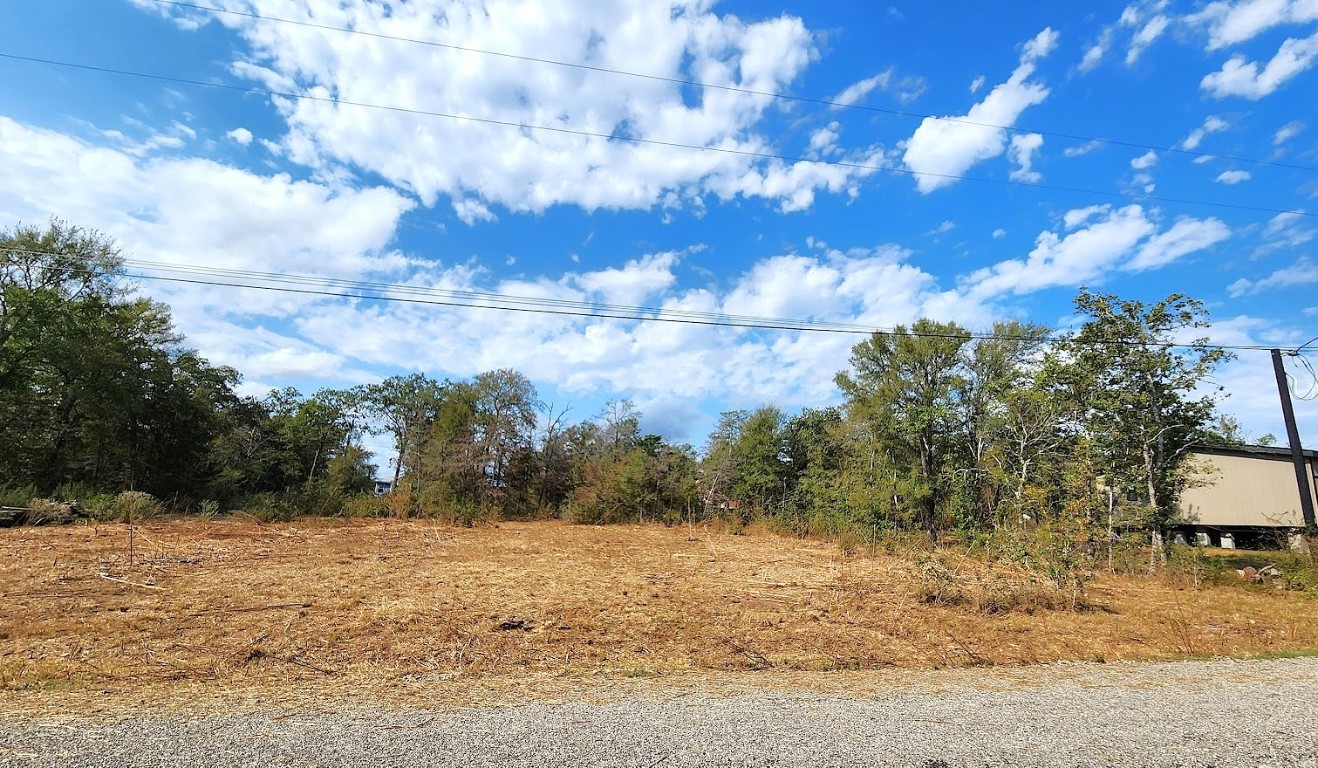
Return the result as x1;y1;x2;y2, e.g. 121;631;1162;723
2;518;1316;716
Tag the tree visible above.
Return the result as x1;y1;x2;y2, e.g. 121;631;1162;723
1;220;242;498
1044;290;1232;558
364;374;443;490
835;319;972;540
472;369;541;510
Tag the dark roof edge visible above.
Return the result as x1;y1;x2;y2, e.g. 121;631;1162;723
1193;443;1318;460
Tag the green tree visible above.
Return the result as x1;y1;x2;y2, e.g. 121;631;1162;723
1044;290;1232;557
364;374;443;490
835;319;972;540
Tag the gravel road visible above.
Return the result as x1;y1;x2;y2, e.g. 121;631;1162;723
3;657;1316;767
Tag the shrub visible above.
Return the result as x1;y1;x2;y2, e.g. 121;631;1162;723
342;494;389;518
416;486;494;526
235;493;296;523
112;491;161;523
0;485;40;508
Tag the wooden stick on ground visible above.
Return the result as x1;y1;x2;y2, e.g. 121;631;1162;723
97;573;163;590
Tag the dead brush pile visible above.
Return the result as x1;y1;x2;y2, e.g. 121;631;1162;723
916;556;1090;614
1;518;1316;713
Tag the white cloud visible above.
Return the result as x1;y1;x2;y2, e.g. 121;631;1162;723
0;115;415;376
226;127;254;146
833;71;891;107
1229;257;1318;296
1080;27;1113;72
808;121;841;156
1008;132;1044;182
902;28;1057;193
1131;150;1159;169
1127;15;1170;64
1254;210;1315;255
1022;27;1062;61
963;205;1229;299
1201;31;1318;98
140;0;889;219
992;228;1007;239
969;75;986;93
1064;140;1103;157
1126;217;1232;270
572;251;682;306
1274;119;1306;144
1063;204;1111;229
1216;169;1252;183
1181;115;1230;149
1189;0;1318;49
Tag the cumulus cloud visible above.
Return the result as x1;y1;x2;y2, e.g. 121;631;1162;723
1229;257;1318;296
962;205;1229;299
1181;116;1230;149
902;28;1058;193
1189;0;1318;49
1127;15;1170;64
136;0;893;220
226;127;254;146
1064;140;1103;157
1201;31;1318;98
1216;169;1252;183
1131;150;1159;169
0;116;415;381
1079;28;1113;72
1254;210;1315;255
833;71;891;106
1007;133;1044;182
1126;217;1232;270
1274;119;1306;144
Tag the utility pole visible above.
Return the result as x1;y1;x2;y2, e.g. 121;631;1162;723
1271;349;1317;530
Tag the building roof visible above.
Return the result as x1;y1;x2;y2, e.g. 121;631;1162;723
1194;443;1318;461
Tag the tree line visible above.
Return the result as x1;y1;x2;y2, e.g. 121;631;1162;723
2;221;1239;548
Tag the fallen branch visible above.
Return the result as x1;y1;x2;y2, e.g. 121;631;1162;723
98;573;163;590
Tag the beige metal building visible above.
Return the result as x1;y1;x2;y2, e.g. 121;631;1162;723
1175;445;1316;548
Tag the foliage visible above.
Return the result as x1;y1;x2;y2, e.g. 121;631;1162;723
1043;290;1232;557
3;220;1276;574
111;491;162;523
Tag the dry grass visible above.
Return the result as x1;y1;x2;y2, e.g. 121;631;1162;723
2;518;1316;716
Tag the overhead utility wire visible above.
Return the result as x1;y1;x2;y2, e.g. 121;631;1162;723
145;0;1318;174
0;247;1288;353
118;257;881;330
0;53;1311;221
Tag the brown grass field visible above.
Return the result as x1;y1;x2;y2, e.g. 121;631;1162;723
2;518;1316;715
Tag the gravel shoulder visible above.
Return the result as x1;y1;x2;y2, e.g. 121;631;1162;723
4;657;1318;767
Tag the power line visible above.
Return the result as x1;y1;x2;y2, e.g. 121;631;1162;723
1;247;1290;352
144;0;1318;174
1;52;1311;222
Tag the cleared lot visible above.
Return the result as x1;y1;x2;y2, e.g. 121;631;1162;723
1;518;1316;715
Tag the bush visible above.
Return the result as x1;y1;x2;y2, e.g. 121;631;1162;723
234;492;296;523
0;485;40;508
112;491;162;523
1168;546;1318;592
416;486;494;526
342;494;389;518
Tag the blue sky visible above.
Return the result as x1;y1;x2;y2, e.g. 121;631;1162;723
2;0;1317;461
